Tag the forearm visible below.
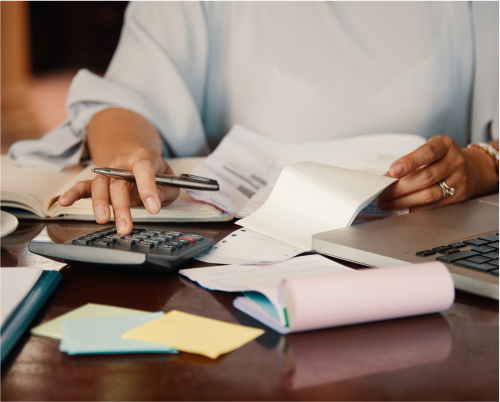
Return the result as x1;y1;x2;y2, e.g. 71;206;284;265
87;108;163;166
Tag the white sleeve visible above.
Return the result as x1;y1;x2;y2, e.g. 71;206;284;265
9;2;213;170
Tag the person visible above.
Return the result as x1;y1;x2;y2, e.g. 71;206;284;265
9;2;499;235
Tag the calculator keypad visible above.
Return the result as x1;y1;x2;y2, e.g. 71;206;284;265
70;228;209;258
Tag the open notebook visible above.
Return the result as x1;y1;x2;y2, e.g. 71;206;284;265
0;156;230;222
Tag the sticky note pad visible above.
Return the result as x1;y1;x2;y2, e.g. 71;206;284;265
60;312;178;355
31;303;148;339
122;310;265;359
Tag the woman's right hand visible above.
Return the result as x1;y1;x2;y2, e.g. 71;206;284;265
58;147;180;235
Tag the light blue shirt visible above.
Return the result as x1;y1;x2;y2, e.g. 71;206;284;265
9;2;498;170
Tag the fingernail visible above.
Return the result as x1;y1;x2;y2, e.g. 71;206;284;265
117;217;127;234
391;163;405;176
146;197;159;214
95;205;106;221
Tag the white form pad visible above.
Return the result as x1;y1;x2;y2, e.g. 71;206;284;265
238;162;396;250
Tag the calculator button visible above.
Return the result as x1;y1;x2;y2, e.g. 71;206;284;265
186;234;204;241
94;240;111;247
416;250;436;257
91;232;107;238
79;236;96;241
448;242;467;249
491;269;499;276
147;238;164;245
107;234;125;240
436;250;479;263
117;239;135;246
72;239;92;245
158;244;176;253
179;236;197;244
489;259;499;267
464;239;490;246
478;234;499;243
101;237;117;243
488;242;499;250
136;241;154;249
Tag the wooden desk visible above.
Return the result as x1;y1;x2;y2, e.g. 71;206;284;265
1;220;498;401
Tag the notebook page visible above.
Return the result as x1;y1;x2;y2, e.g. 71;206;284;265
1;155;84;217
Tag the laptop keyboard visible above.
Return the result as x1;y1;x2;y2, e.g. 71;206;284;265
416;233;499;276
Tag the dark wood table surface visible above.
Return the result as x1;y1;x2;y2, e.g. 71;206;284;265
1;220;498;401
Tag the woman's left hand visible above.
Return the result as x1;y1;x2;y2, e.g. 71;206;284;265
378;135;498;212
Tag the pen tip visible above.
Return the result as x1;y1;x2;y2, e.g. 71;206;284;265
91;169;96;173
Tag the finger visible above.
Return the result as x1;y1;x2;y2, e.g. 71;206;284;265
378;182;444;210
388;136;450;178
379;157;450;201
133;159;180;212
109;178;134;235
131;158;163;214
91;175;111;224
58;180;93;206
157;163;180;206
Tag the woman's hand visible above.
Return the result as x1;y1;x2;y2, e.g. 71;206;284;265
58;148;180;235
378;136;498;212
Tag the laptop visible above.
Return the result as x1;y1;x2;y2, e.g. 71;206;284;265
312;193;499;300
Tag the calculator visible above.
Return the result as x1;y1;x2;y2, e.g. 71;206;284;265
28;227;214;273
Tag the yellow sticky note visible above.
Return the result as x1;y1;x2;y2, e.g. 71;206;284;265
31;303;148;339
122;310;265;359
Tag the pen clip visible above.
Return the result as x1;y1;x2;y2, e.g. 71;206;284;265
180;174;218;184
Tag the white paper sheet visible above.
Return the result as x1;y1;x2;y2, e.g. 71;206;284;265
188;127;426;219
196;228;308;265
180;255;353;326
188;125;284;217
238;162;397;250
1;268;42;327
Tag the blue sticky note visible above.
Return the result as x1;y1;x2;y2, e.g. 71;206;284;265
60;312;178;355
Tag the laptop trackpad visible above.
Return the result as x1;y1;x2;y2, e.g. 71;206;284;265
402;200;498;235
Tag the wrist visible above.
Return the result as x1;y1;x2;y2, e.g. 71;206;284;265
463;146;499;198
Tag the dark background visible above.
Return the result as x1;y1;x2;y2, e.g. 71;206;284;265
29;1;129;75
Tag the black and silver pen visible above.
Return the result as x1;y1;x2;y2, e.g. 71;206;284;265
92;168;219;191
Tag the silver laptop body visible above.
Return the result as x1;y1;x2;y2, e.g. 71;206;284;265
313;193;499;299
